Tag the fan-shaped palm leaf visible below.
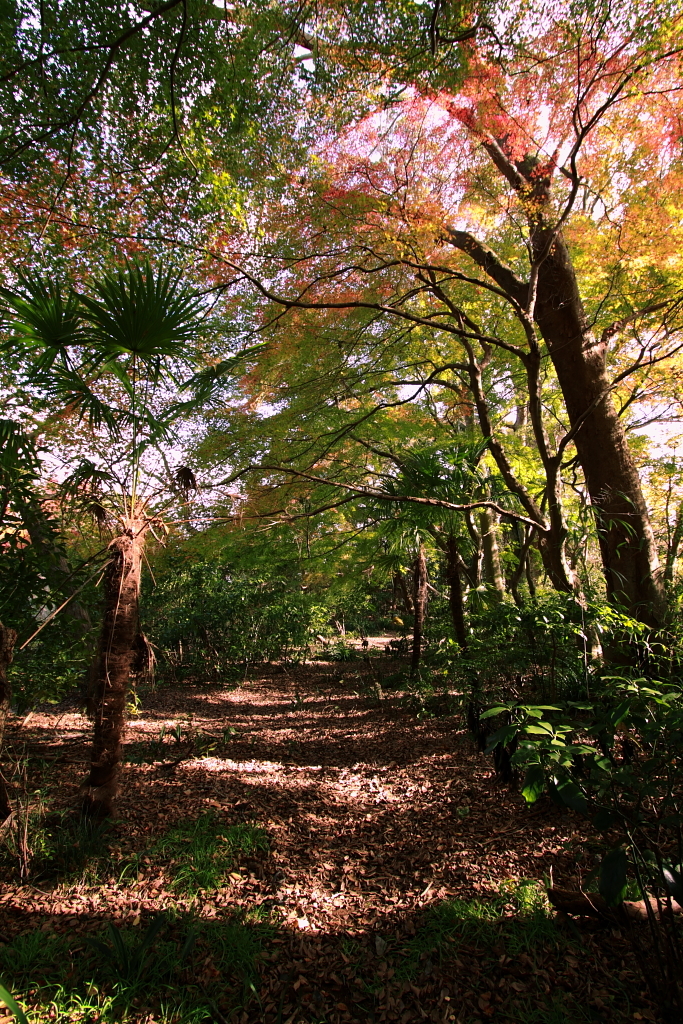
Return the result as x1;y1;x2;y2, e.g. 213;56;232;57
31;366;126;436
79;261;203;366
0;274;83;368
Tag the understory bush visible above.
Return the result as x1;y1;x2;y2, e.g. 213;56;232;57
481;670;683;1020
142;557;329;680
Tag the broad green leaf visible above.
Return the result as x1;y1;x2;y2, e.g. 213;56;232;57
480;706;510;720
525;722;554;735
521;764;546;804
484;725;518;754
555;779;587;813
609;700;631;728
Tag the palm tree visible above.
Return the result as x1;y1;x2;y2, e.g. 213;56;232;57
1;263;203;816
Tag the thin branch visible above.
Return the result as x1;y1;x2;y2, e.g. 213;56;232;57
260;466;546;531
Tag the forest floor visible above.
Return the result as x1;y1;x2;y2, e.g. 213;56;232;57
0;652;661;1024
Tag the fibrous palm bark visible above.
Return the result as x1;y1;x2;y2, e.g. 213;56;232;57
82;518;146;817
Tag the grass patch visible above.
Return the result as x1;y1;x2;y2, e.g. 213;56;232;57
0;808;113;884
0;909;276;1023
391;879;561;981
153;812;269;894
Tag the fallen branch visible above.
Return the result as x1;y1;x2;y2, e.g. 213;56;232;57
548;886;683;921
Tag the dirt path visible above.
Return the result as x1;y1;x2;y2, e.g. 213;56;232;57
0;660;655;1023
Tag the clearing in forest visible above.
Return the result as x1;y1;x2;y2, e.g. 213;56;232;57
0;658;657;1023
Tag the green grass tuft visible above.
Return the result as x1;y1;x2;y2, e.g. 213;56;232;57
153;812;269;894
0;908;277;1023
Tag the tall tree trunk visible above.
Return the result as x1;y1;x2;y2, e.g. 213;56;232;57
411;544;428;676
82;519;146;817
508;524;534;608
448;146;666;623
446;535;468;650
446;144;663;622
478;509;506;602
664;501;683;587
0;623;17;819
532;229;665;623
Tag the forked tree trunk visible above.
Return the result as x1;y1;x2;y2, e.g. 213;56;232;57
411;544;428;676
82;520;146;817
449;145;667;624
532;229;666;624
0;623;17;819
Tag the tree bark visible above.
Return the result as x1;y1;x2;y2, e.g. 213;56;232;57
446;535;468;650
447;158;666;623
478;509;506;602
664;501;683;587
532;228;665;623
82;520;146;817
411;543;428;676
394;570;414;615
0;623;17;819
547;886;682;922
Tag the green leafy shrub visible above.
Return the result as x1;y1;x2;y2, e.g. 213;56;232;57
481;672;683;1018
142;557;329;679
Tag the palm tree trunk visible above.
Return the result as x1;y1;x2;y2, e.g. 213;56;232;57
411;544;428;676
82;519;146;817
0;623;17;819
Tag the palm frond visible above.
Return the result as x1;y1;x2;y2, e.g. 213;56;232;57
0;274;84;367
32;366;124;436
181;342;268;402
60;459;114;497
79;261;203;364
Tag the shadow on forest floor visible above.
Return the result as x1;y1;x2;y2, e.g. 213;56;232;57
0;659;660;1023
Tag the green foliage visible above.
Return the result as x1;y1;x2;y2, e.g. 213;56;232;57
454;593;595;698
483;670;683;911
80;262;203;364
0;909;274;1023
143;556;329;677
0;980;28;1024
8;619;97;711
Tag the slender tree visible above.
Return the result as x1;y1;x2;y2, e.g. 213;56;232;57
1;263;203;815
